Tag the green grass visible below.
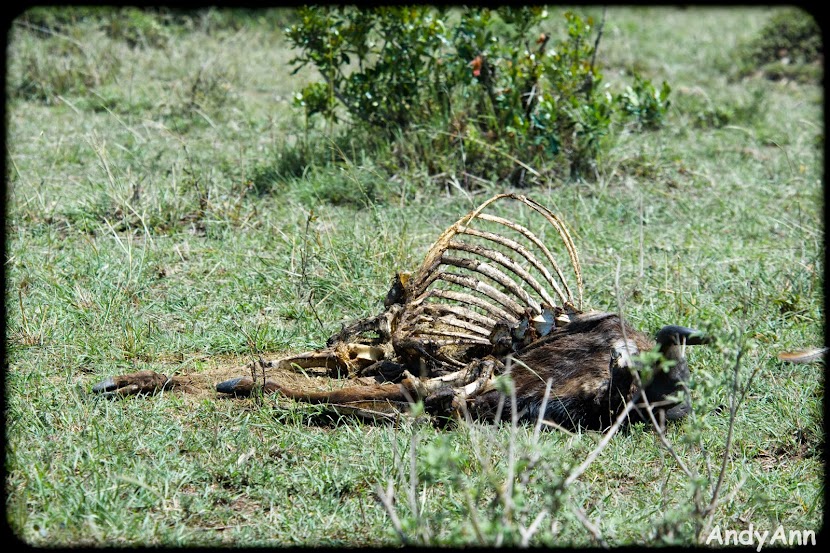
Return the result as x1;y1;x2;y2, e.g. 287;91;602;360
5;6;823;547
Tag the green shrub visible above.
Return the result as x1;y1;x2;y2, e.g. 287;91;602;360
691;88;767;130
734;8;822;83
616;74;671;130
743;8;821;66
16;7;173;48
9;7;173;103
15;6;108;31
8;27;122;103
101;7;170;48
286;7;671;183
288;7;450;130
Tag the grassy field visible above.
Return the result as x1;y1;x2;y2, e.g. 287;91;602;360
5;7;823;547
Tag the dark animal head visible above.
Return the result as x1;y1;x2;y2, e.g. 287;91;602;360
636;325;711;422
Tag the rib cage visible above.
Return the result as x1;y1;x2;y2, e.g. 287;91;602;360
95;193;708;430
390;193;583;369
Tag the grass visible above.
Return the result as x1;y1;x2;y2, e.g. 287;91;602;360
5;6;823;547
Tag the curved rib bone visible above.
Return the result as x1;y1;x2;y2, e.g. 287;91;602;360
440;254;542;314
412;312;491;337
436;272;526;318
205;194;585;415
475;213;575;303
421;303;496;330
414;288;519;324
447;236;559;308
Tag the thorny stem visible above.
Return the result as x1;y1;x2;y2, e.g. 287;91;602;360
613;253;756;543
699;345;755;540
613;257;696;479
614;256;708;525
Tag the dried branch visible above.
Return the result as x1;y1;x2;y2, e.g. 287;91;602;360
701;345;756;529
377;480;408;544
630;371;695;480
586;7;607;96
519;509;548;547
563;396;636;488
571;503;609;549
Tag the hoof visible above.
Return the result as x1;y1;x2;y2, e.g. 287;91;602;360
216;376;255;396
90;370;172;397
92;377;117;394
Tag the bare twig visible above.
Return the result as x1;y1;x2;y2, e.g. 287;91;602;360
464;491;486;544
571;503;609;549
307;289;325;333
377;480;408;545
519;509;548;547
532;378;554;445
563;396;636;488
702;345;754;527
587;8;608;85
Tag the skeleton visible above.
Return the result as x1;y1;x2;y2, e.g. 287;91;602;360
93;194;709;431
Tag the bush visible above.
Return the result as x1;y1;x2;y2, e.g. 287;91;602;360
8;25;122;103
616;75;671;131
288;7;450;130
734;8;822;83
16;7;172;48
286;7;671;183
9;7;170;103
